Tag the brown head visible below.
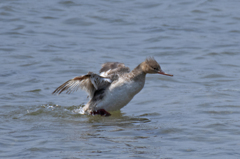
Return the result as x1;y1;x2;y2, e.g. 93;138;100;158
141;57;173;76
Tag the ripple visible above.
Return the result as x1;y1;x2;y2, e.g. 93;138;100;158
191;9;208;14
41;16;58;20
229;30;240;33
63;18;95;26
9;54;33;59
58;0;82;7
26;89;42;92
202;110;237;115
201;74;227;79
206;52;238;56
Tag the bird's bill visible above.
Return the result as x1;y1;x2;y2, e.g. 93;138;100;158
158;70;173;76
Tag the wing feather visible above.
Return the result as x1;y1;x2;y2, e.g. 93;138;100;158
52;72;111;98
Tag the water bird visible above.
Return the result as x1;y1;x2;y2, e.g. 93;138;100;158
52;57;173;116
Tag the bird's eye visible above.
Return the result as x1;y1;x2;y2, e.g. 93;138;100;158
153;68;158;70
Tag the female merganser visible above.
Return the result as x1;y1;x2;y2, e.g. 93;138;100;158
53;57;173;116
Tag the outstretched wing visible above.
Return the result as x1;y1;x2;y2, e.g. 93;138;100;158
99;62;130;80
52;72;111;99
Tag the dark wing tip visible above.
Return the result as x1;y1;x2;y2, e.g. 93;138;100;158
52;80;71;95
52;75;92;95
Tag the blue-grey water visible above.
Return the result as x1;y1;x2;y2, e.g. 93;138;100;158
1;0;240;158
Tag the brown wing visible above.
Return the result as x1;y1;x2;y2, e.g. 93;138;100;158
52;72;111;98
99;62;130;80
100;62;126;73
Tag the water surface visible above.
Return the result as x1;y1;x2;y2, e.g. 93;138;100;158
1;0;240;158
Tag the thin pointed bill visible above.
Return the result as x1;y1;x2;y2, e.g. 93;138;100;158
158;70;173;76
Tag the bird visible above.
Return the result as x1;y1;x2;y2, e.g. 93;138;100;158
52;57;173;116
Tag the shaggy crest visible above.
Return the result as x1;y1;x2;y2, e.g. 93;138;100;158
145;57;161;70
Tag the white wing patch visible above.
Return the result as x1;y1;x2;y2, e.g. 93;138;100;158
100;69;111;77
104;78;111;83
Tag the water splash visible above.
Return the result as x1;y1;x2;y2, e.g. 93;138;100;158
41;104;59;110
73;107;85;114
